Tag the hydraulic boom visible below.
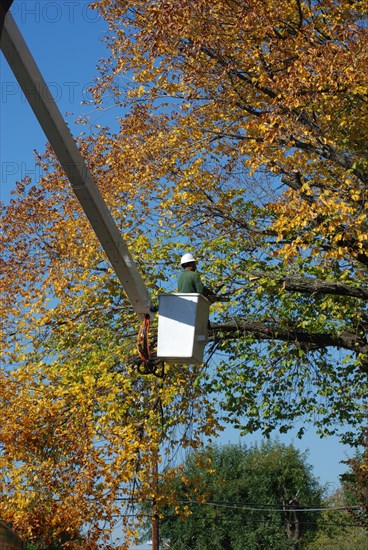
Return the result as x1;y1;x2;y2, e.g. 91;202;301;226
0;7;152;318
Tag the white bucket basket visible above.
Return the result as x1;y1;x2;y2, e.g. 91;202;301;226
157;293;210;364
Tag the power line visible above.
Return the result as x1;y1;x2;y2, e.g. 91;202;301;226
179;500;360;512
115;496;362;513
114;497;362;513
177;499;361;514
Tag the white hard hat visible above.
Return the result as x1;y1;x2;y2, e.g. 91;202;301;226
180;253;196;265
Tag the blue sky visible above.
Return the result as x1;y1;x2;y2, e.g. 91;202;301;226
0;1;355;491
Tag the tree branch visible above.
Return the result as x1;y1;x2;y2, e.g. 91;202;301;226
243;271;368;300
210;319;368;359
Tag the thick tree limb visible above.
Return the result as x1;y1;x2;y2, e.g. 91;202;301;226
210;319;368;358
243;271;368;300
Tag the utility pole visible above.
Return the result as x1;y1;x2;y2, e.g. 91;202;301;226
152;493;159;549
151;437;160;550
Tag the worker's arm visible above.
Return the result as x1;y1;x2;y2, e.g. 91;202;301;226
193;273;205;295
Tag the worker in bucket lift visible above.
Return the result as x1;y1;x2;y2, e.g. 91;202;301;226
178;253;215;301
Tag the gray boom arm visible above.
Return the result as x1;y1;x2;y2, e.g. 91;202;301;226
0;12;152;318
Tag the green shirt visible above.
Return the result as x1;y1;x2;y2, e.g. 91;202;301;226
177;270;205;295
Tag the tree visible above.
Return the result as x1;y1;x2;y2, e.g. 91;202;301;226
340;439;368;530
153;441;323;549
0;293;219;548
86;0;367;443
1;0;368;546
305;488;367;550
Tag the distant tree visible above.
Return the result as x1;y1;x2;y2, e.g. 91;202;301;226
340;441;368;530
154;441;323;549
305;488;367;550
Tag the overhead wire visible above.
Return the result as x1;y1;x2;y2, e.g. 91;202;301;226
114;497;361;513
178;499;362;513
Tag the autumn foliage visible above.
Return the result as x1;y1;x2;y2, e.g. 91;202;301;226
1;0;367;547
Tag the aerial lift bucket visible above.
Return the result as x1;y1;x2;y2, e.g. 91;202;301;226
157;293;210;364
